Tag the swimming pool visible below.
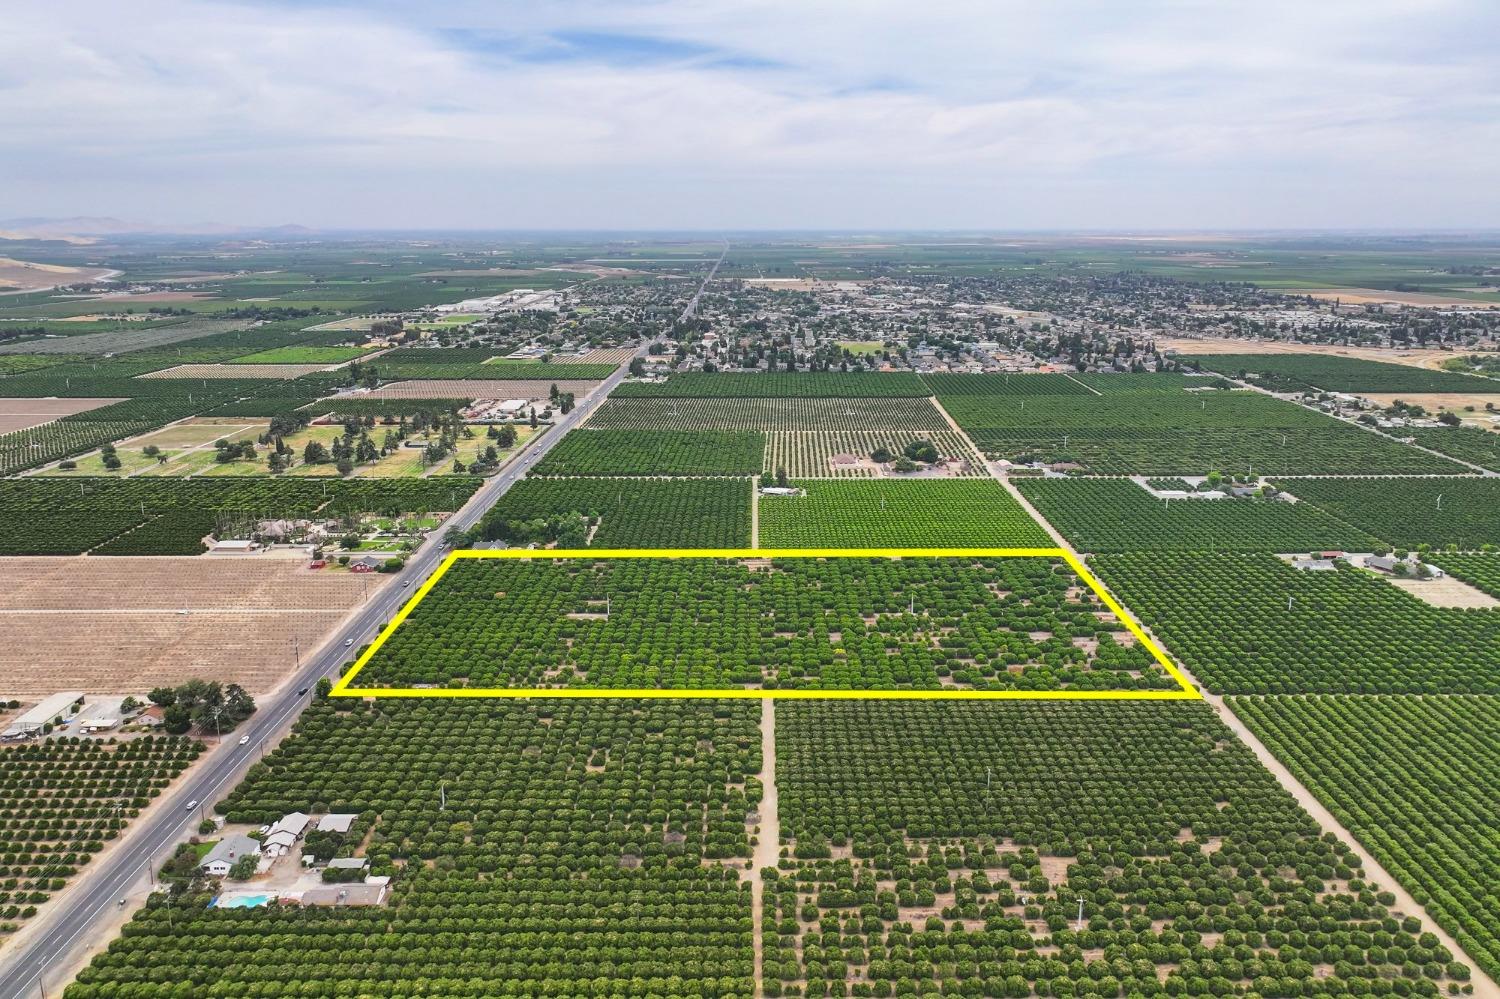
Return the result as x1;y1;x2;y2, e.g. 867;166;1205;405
212;893;273;909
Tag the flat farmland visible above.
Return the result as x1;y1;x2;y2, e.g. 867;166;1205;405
349;556;1172;692
764;430;985;477
0;557;381;696
0;397;126;433
586;396;952;432
135;363;330;380
344;378;599;400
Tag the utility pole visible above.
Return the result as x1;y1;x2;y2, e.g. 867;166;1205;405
1076;897;1085;932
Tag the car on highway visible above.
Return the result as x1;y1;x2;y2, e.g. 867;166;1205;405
239;735;250;746
185;800;198;811
297;686;309;696
402;580;411;588
344;638;354;647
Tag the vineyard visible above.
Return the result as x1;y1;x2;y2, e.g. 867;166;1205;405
1184;354;1500;393
614;372;931;397
531;429;765;476
586;397;953;432
763;431;985;478
350;556;1169;691
1275;477;1500;549
1014;478;1383;553
1232;695;1500;980
1092;552;1500;693
65;700;757;999
0;736;203;938
758;480;1050;548
477;477;752;548
772;700;1469;998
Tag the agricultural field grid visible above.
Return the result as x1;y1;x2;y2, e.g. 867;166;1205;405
329;548;1201;700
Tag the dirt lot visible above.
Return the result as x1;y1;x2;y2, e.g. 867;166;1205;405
1301;288;1499;308
0;397;125;432
557;348;635;365
348;379;600;400
1362;392;1500;419
1386;576;1500;609
0;256;116;292
0;557;383;697
743;278;866;292
1158;337;1491;372
136;362;334;379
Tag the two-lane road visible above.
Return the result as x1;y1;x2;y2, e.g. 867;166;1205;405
0;340;657;999
0;242;729;999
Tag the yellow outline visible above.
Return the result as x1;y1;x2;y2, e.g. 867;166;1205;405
330;548;1200;700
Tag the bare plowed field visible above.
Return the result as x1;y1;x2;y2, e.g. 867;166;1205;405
0;397;126;433
0;557;381;696
136;363;331;379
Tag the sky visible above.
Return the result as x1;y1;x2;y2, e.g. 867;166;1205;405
2;0;1498;231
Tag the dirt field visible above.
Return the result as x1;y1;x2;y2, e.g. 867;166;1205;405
1386;576;1500;609
0;397;125;433
1362;392;1500;417
0;256;116;292
1301;288;1500;308
557;348;634;365
0;557;382;697
349;379;600;400
743;278;866;292
136;362;333;379
1157;337;1492;372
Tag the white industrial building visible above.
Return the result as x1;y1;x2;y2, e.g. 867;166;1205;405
2;692;84;740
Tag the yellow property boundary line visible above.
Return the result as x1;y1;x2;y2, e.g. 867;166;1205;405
330;548;1201;700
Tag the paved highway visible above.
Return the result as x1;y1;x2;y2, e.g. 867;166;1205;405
0;244;729;998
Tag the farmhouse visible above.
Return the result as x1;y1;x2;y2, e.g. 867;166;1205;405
1291;558;1337;572
200;834;262;878
326;857;369;873
301;883;388;907
2;691;84;740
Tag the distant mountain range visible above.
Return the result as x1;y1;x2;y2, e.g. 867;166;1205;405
0;217;314;242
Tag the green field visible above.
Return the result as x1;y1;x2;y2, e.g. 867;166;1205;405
759;479;1049;548
1094;552;1500;694
1015;477;1383;553
350;556;1169;691
1233;695;1500;980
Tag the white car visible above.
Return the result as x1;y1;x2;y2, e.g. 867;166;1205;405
185;800;198;812
343;638;354;647
238;735;250;746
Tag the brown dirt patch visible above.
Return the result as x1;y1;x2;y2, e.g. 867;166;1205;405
0;397;126;433
1158;337;1483;371
1362;392;1500;416
0;257;115;292
1385;575;1500;609
0;557;383;696
1301;288;1499;308
136;363;332;380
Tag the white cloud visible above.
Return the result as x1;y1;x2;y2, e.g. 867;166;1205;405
0;0;1496;227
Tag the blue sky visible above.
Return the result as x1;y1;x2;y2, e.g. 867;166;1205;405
2;0;1497;230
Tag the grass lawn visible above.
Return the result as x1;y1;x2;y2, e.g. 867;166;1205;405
836;340;885;355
